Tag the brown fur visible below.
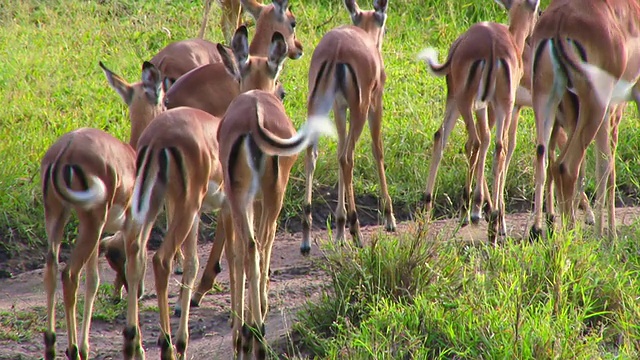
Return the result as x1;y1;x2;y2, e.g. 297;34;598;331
41;129;136;360
149;38;224;84
301;0;395;254
530;0;640;239
120;107;224;359
419;0;539;243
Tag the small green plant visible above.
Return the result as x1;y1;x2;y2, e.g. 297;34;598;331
0;306;49;342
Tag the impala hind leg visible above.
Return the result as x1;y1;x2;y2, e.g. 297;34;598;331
531;71;564;239
219;0;243;44
368;93;396;231
227;190;259;358
78;248;100;360
593;113;613;238
258;157;294;322
43;205;70;360
189;214;227;308
423;97;460;219
301;143;318;255
607;107;622;240
153;205;201;360
165;202;185;276
458;97;481;226
62;208;107;360
333;101;350;245
174;215;200;357
341;106;368;246
470;106;491;226
123;222;153;360
554;95;610;230
489;101;514;243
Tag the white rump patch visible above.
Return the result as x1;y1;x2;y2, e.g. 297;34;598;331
202;181;226;211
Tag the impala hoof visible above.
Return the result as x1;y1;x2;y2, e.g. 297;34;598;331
470;214;481;225
300;244;311;256
529;226;543;243
190;297;201;308
460;215;470;228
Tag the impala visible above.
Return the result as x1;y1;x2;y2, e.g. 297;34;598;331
198;0;261;43
418;0;539;243
165;0;302;114
208;24;335;359
529;0;640;239
503;35;598;234
301;0;395;254
41;62;164;360
156;0;300;86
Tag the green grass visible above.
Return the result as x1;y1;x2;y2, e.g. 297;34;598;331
296;222;640;358
0;284;124;342
0;306;47;342
2;0;640;357
2;0;639;253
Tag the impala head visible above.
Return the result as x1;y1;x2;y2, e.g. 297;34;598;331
495;0;540;44
344;0;388;51
241;0;303;60
218;25;289;94
100;61;168;148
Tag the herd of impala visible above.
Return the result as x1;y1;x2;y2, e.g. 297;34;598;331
38;0;640;358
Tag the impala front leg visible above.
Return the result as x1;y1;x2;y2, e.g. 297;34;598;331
43;209;69;360
368;93;396;232
423;98;460;218
301;143;318;255
470;106;491;226
333;102;349;245
123;223;149;360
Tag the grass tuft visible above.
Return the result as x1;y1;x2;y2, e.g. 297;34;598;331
295;222;640;358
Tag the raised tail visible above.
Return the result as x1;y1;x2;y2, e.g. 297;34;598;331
553;28;634;107
49;139;107;209
253;101;336;157
417;42;457;77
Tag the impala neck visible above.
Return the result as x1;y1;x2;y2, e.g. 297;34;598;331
128;103;163;149
249;19;274;56
508;5;537;57
509;22;531;56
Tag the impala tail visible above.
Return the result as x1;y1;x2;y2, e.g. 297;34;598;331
132;145;187;225
307;49;363;121
417;42;458;77
46;140;107;209
553;29;635;106
253;102;336;157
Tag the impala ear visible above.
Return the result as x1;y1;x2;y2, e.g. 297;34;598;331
99;61;134;106
217;43;240;82
494;0;513;10
231;25;250;68
272;0;289;19
373;0;388;14
373;0;388;26
240;0;264;19
162;77;174;93
275;81;286;102
267;32;288;76
141;61;163;105
344;0;361;23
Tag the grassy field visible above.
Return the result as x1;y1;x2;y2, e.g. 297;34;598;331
2;0;640;358
296;221;640;358
2;0;640;253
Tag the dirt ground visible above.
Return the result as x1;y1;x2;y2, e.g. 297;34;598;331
2;207;640;359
